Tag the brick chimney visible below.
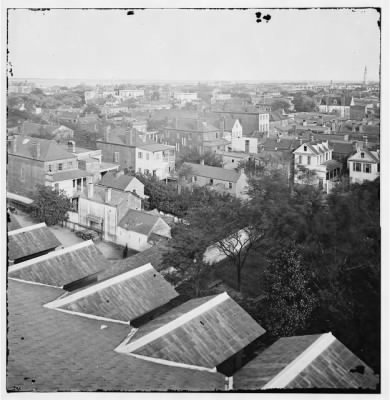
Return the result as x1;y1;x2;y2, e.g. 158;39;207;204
87;182;94;198
105;188;112;203
67;140;76;153
31;141;40;159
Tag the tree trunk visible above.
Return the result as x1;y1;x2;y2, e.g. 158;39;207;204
236;263;241;293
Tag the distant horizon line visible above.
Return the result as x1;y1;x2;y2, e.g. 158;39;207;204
9;77;379;84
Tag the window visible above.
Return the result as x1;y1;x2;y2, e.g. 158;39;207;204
20;167;25;181
232;159;235;163
216;132;218;139
146;153;150;160
229;182;233;189
58;163;63;171
353;162;361;172
303;146;307;151
209;178;214;185
73;180;76;188
138;168;142;173
68;161;73;169
145;169;149;175
114;152;119;163
138;152;143;159
364;163;371;174
298;155;302;164
325;152;328;161
361;152;365;158
307;156;311;165
378;163;380;173
48;164;52;172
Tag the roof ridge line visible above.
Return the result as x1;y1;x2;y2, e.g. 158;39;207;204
261;332;336;390
44;263;154;309
42;304;130;325
115;292;230;354
126;351;218;373
8;240;94;273
8;222;47;236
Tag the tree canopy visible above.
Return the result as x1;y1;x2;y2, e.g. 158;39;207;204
31;185;72;226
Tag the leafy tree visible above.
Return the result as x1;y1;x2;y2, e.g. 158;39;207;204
292;94;317;112
176;147;222;168
261;245;318;337
162;222;211;297
31;185;71;226
271;99;291;112
179;198;264;292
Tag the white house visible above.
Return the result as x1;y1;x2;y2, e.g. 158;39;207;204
135;143;176;180
77;182;142;242
348;148;380;184
293;140;342;193
116;209;171;251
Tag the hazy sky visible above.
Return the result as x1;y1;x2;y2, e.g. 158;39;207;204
7;8;380;82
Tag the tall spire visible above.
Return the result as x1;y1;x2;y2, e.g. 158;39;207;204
363;66;367;85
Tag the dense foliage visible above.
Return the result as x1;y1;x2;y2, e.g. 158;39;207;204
31;185;72;226
176;148;223;168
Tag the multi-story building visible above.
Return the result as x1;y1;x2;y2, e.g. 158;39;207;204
348;148;380;184
293;140;342;193
135;143;175;180
319;96;354;118
7;135;115;199
162;118;228;154
97;127;175;179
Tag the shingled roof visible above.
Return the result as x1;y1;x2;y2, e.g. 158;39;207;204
8;223;61;262
100;171;138;191
8;135;76;162
45;263;178;324
183;162;242;183
233;333;379;390
7;279;226;391
116;292;266;370
118;209;164;235
8;241;107;288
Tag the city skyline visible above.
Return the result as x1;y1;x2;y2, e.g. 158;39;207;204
8;8;380;82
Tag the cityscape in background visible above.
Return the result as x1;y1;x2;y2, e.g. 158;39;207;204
5;7;381;394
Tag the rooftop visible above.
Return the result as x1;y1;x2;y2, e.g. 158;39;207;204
118;209;162;235
45;263;178;324
8;240;108;288
80;185;130;207
8;135;76;162
7;279;225;391
183;162;242;183
118;292;266;370
233;333;378;390
100;172;139;191
8;223;62;262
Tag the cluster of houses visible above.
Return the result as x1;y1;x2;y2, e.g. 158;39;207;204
6;79;381;392
7;220;379;391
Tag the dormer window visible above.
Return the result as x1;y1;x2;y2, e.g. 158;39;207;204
361;152;365;158
303;146;307;151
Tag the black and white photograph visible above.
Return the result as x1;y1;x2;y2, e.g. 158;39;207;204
1;1;388;397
